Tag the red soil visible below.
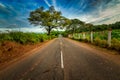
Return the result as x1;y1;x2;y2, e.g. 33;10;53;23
0;41;45;64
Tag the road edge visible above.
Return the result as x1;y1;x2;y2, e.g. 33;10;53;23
0;38;56;71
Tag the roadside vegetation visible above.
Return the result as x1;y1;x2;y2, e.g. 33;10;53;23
67;21;120;53
72;30;120;51
0;32;56;44
0;31;58;64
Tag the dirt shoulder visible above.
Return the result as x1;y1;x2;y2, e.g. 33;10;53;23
0;39;54;69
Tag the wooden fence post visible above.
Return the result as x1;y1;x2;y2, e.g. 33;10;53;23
90;31;93;43
68;34;71;38
83;32;86;39
78;33;80;39
108;29;112;47
73;33;75;38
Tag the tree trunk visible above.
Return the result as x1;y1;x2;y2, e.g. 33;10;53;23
47;26;51;35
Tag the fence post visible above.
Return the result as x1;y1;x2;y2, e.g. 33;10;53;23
68;34;71;38
73;33;75;38
108;29;112;47
83;32;86;39
78;33;80;39
90;31;93;43
69;34;73;38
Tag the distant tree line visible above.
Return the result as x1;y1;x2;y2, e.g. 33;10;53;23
66;21;120;34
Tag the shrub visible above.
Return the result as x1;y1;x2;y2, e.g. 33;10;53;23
0;32;55;44
93;37;101;46
94;37;108;48
111;38;120;51
0;33;12;41
100;40;108;48
83;39;89;43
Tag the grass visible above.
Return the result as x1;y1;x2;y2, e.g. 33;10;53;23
72;29;120;52
0;31;58;64
0;32;56;44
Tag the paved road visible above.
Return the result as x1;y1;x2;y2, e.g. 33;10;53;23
0;38;120;80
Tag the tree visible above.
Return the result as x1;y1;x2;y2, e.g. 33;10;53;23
85;23;93;32
66;19;84;34
60;17;72;29
28;6;62;35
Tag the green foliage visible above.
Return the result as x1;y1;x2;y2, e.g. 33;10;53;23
85;33;91;42
28;6;64;35
50;31;69;37
71;30;120;52
0;32;54;44
94;37;108;48
61;31;70;37
111;38;120;51
66;19;120;34
66;19;84;34
92;30;120;49
112;30;120;40
93;31;108;40
50;31;60;37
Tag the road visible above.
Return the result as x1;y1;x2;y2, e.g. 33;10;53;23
0;38;120;80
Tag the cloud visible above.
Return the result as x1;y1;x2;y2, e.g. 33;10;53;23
92;14;120;25
52;0;59;10
44;0;51;7
0;27;46;33
77;0;120;24
0;3;11;14
0;1;40;28
52;0;56;6
0;3;6;8
58;0;120;25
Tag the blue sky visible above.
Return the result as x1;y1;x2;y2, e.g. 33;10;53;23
0;0;120;32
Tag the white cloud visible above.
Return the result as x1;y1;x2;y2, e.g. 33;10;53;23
62;0;120;25
0;27;46;33
44;0;51;7
21;27;46;33
80;1;120;24
0;3;6;8
52;0;56;6
52;0;58;10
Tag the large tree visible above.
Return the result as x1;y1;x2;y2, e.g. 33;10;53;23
28;6;62;35
66;19;84;34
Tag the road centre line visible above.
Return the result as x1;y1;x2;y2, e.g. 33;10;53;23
61;50;64;69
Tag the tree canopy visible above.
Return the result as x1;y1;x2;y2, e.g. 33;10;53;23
28;6;63;35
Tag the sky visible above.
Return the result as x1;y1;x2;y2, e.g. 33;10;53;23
0;0;120;32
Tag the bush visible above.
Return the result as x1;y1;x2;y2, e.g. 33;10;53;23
0;32;55;44
111;38;120;51
93;37;101;46
83;39;89;43
100;40;108;48
94;37;108;48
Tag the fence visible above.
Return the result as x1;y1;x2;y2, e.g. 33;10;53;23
68;29;120;51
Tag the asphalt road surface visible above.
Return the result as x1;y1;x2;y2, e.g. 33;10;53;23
0;38;120;80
